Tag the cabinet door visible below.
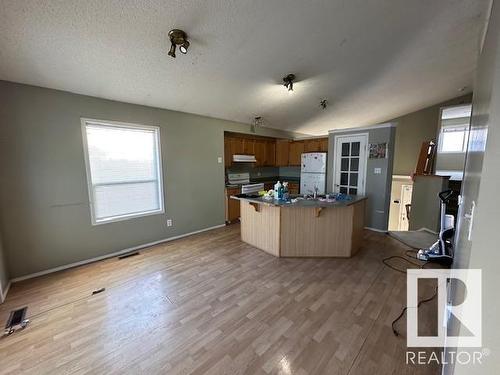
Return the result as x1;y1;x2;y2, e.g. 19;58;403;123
288;141;304;166
224;137;232;167
254;140;266;166
243;138;255;154
319;138;329;152
230;137;245;156
226;188;240;222
265;141;276;166
304;139;321;152
275;140;290;166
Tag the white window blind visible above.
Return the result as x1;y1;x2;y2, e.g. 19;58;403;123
82;119;164;225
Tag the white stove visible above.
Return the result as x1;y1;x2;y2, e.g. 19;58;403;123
227;173;264;194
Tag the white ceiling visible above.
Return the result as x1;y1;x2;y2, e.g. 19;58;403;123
0;0;490;135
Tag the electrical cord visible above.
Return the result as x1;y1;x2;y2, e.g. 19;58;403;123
391;286;438;336
381;253;435;337
382;255;428;274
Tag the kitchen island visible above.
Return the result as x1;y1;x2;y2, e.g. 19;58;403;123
231;195;366;258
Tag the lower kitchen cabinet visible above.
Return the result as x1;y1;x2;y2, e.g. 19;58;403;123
288;182;299;195
225;187;240;223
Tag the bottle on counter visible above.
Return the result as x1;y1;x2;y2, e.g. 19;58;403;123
274;181;282;200
283;181;289;201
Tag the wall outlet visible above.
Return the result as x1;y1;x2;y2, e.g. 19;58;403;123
167;219;173;227
217;156;223;164
374;167;382;174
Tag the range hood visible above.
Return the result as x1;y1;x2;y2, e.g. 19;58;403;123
233;154;257;163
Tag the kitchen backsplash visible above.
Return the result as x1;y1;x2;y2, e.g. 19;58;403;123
226;165;301;180
279;166;300;178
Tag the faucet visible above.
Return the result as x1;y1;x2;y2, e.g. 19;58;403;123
312;186;319;200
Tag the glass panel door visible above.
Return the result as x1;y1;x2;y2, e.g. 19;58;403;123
334;134;367;195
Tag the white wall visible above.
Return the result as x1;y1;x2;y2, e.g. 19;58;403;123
445;0;500;373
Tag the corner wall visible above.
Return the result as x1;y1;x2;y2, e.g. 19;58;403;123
0;81;297;279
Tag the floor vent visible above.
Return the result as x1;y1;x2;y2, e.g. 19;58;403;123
4;306;29;336
118;251;140;259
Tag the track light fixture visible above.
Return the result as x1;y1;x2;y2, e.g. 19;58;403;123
167;29;190;58
283;74;296;93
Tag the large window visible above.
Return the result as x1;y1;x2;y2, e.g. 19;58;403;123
81;119;164;225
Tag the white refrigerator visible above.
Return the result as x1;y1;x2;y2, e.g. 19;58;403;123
300;152;327;195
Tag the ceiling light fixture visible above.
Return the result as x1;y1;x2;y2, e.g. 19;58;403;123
167;29;190;58
283;74;296;93
251;116;263;133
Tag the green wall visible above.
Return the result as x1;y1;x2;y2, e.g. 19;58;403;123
390;94;472;175
0;81;297;279
0;230;8;300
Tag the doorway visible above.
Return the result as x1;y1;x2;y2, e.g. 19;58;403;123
333;133;368;195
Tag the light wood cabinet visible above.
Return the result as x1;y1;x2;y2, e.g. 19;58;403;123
304;138;328;153
224;137;232;167
319;138;329;152
254;140;266;166
224;134;327;168
275;140;289;166
243;138;254;155
230;137;244;156
304;139;321;152
265;141;276;166
288;141;304;166
225;187;240;223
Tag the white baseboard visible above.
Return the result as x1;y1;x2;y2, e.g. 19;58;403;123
0;280;11;303
364;226;388;233
10;224;226;284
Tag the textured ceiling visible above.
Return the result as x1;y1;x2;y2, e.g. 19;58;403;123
0;0;490;135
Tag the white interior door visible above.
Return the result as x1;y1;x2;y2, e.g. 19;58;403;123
333;134;368;195
398;184;413;230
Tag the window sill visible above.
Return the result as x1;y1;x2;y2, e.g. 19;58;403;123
92;208;165;226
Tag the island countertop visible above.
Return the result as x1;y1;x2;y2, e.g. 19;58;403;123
231;194;367;208
234;194;367;258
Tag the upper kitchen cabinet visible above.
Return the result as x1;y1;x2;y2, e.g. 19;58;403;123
288;141;304;166
254;140;266;166
319;137;329;152
243;138;255;155
224;136;244;166
265;140;276;166
230;137;244;155
304;139;321;152
304;138;329;153
275;140;290;166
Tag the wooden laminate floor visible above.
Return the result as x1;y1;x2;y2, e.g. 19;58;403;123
0;225;440;375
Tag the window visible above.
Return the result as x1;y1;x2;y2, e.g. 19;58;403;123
81;119;164;225
439;125;468;153
437;104;472;154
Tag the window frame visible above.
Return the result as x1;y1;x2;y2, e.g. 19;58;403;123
81;118;165;225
